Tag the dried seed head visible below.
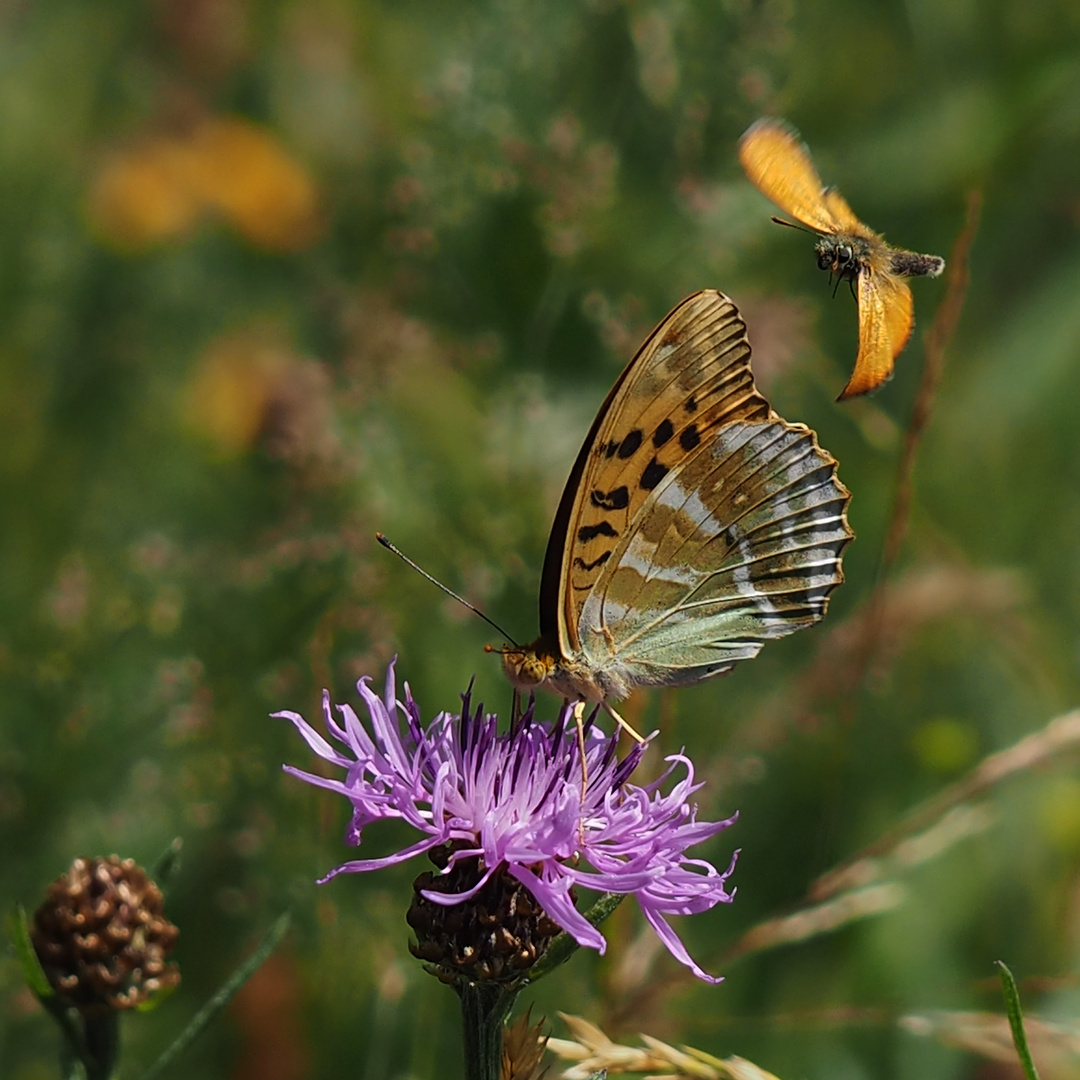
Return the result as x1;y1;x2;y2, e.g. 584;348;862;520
31;856;180;1013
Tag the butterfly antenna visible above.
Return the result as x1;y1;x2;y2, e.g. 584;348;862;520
771;216;812;234
374;533;519;644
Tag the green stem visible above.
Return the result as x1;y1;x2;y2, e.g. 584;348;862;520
83;1011;120;1080
458;983;517;1080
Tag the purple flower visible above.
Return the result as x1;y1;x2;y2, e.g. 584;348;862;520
277;660;738;983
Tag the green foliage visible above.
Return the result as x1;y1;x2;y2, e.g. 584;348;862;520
3;2;1080;1078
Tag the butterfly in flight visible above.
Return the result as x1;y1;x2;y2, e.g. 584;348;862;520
501;290;853;718
738;118;945;400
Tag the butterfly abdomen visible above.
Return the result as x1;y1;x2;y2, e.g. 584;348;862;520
889;250;945;278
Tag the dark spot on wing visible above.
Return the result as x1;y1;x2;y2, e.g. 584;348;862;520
602;439;619;459
617;429;643;458
652;418;674;447
640;457;668;490
684;396;698;414
573;551;611;572
591;486;629;510
578;521;618;543
679;424;701;451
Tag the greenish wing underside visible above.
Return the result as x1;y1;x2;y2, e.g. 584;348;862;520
579;418;850;683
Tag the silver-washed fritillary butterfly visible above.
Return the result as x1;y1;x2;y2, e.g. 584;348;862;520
502;289;853;706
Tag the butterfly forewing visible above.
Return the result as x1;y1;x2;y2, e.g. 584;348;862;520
549;291;773;655
577;416;850;685
738;120;844;235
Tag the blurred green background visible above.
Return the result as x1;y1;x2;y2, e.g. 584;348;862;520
4;1;1080;1077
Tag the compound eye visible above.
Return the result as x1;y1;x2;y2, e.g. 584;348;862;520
836;244;852;266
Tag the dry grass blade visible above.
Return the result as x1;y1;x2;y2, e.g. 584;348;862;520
901;1010;1080;1077
809;802;994;900
548;1014;784;1080
811;708;1080;901
720;563;1026;767
721;884;906;964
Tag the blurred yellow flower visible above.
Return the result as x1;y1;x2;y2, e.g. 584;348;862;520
183;332;284;456
88;116;320;252
88;139;203;248
186;118;320;250
182;330;337;465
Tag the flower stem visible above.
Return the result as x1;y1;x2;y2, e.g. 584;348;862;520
458;983;516;1080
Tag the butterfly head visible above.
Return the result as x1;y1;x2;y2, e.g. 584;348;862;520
499;639;558;692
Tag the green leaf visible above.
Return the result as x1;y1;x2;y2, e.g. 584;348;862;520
8;903;53;999
135;911;292;1080
523;892;626;985
995;960;1042;1080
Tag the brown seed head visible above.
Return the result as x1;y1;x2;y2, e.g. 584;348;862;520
31;855;180;1013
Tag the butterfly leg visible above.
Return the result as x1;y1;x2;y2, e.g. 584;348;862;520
568;700;589;791
567;700;590;848
600;700;646;744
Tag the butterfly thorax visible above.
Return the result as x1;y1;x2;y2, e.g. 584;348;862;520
502;636;632;703
815;232;878;280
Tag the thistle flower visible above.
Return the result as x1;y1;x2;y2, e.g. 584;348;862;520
278;661;738;984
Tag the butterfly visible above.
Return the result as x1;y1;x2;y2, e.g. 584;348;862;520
502;290;853;713
738;118;945;400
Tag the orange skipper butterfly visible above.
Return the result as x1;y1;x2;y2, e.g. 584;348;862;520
739;118;944;400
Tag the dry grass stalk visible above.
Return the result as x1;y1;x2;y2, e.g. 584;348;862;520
723;883;906;963
853;190;983;694
549;1014;783;1080
810;803;994;901
902;1009;1080;1077
811;708;1080;901
721;563;1026;765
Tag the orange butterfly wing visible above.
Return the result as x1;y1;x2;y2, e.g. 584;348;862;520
821;187;867;235
738;119;846;235
839;268;914;399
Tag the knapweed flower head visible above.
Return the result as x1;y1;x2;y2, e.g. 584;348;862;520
31;856;180;1013
278;661;738;983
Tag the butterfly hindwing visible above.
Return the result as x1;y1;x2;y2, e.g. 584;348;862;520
840;268;914;399
577;416;850;685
